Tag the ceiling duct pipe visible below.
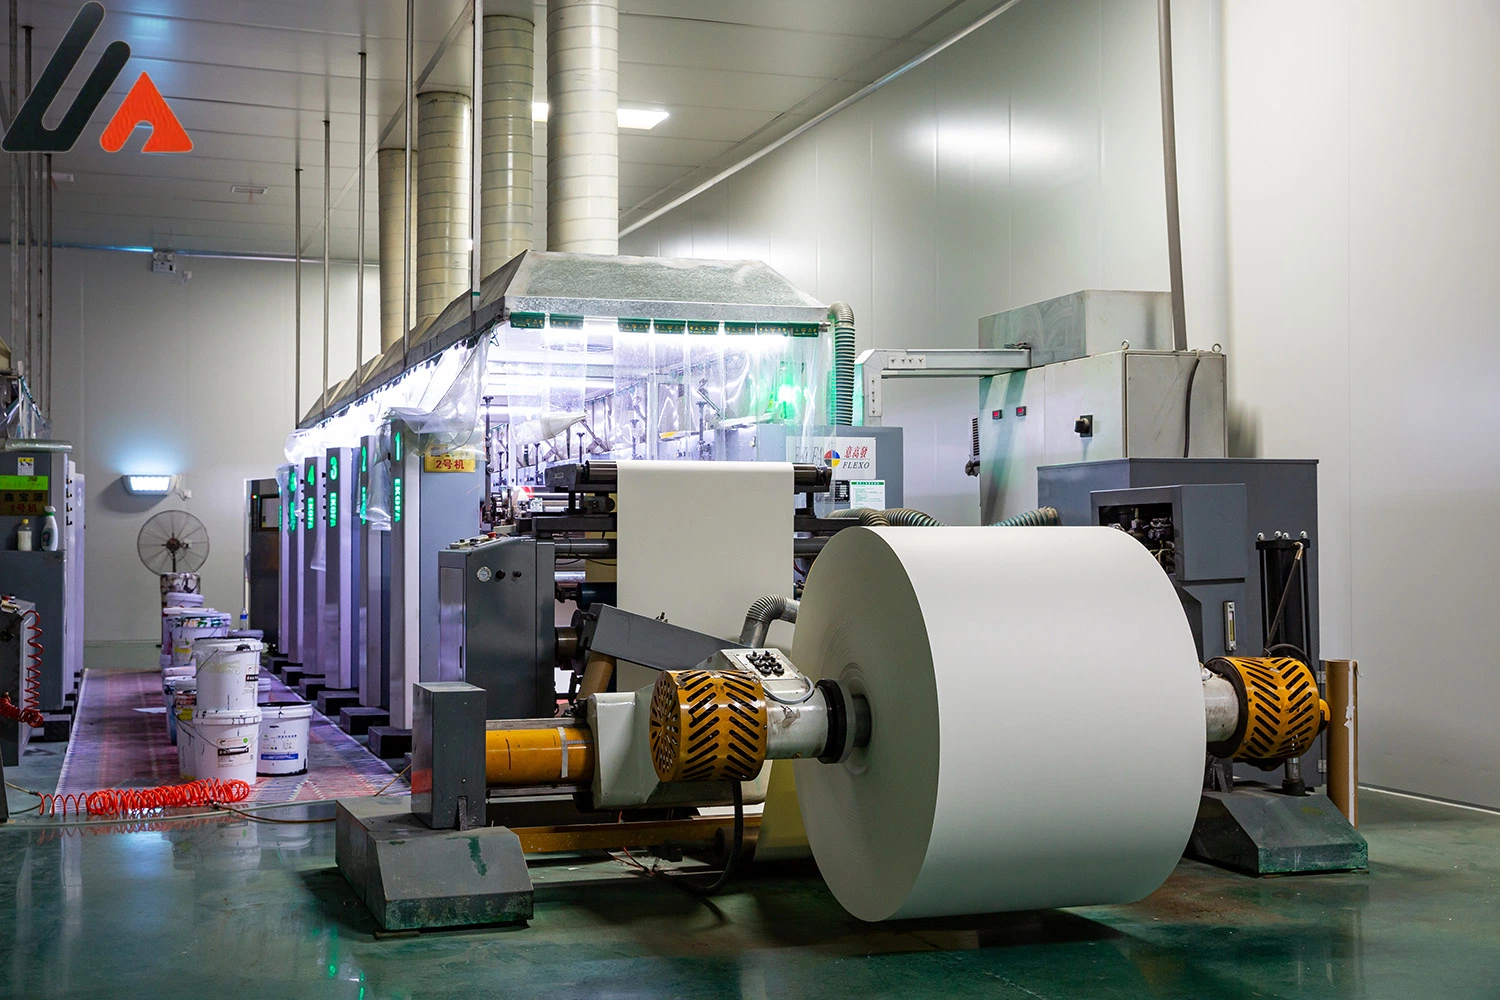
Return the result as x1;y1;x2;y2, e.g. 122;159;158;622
377;147;416;352
416;91;474;330
482;14;535;271
546;0;618;254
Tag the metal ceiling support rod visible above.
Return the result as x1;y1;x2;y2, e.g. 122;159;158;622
21;24;32;403
402;0;415;364
1158;0;1188;352
322;117;331;416
356;51;367;378
42;153;51;419
6;0;16;395
294;165;302;425
481;13;535;269
547;0;618;253
470;0;483;309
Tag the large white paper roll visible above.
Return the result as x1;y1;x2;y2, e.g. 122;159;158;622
792;526;1203;921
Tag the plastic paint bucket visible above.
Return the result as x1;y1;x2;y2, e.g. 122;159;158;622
257;701;313;776
193;638;264;711
169;612;231;665
165;675;196;744
176;717;198;780
161;604;207;655
194;707;262;785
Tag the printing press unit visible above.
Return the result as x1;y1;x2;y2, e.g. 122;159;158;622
281;252;892;755
328;286;1365;930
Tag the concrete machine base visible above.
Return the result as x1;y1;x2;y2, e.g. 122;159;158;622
336;795;534;930
1188;786;1369;875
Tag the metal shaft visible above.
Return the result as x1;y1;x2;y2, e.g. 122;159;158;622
1157;0;1188;352
356;51;367;377
1202;672;1239;744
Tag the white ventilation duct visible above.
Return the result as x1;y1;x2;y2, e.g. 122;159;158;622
482;15;535;271
416;91;474;329
376;147;416;352
546;0;618;254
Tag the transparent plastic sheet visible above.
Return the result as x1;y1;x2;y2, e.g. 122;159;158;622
364;423;395;529
481;318;828;489
385;338;488;457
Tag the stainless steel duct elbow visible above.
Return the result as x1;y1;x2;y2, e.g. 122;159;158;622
738;594;801;647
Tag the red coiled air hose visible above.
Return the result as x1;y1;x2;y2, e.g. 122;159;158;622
0;605;45;729
36;778;252;818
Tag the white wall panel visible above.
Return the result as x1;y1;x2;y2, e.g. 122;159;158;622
1223;0;1500;804
1343;0;1500;804
618;0;1193;526
3;248;379;641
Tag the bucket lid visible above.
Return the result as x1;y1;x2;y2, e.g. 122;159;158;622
195;707;263;724
193;636;265;652
261;701;313;720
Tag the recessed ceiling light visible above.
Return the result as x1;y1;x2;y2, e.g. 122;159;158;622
616;107;670;130
531;102;669;130
50;172;74;183
231;184;269;195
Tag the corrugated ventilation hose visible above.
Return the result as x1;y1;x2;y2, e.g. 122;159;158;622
989;506;1062;527
882;508;943;527
830;302;856;426
829;507;890;527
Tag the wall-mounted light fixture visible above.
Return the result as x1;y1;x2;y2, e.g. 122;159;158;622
123;474;174;495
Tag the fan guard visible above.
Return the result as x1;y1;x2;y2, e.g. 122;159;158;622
137;509;210;575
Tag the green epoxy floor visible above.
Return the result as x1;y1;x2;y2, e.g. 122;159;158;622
4;651;1498;998
4;789;1497;997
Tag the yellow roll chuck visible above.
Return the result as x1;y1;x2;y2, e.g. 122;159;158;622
648;669;768;783
1206;655;1329;766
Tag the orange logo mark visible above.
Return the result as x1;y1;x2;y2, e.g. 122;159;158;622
98;72;192;153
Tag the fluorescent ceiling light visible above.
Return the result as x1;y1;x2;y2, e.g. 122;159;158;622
532;102;669;130
231;184;269;196
123;474;174;495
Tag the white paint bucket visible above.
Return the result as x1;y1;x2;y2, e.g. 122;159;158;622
194;707;262;785
165;675;196;744
161;605;207;654
193;638;264;712
176;717;198;780
169;612;231;666
258;701;313;776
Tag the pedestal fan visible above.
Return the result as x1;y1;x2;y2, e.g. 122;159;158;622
138;509;210;582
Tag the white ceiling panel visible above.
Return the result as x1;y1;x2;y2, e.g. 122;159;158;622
2;0;1000;257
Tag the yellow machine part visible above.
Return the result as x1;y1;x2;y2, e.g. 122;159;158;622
485;724;594;786
1207;655;1330;766
648;669;768;782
